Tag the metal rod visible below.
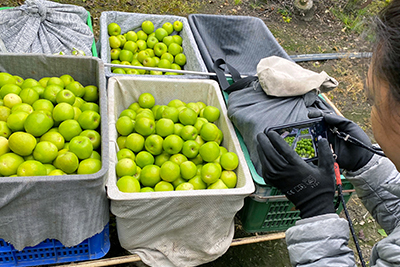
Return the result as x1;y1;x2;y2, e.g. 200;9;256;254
251;189;356;201
60;233;286;267
105;52;372;76
104;63;224;77
290;52;372;62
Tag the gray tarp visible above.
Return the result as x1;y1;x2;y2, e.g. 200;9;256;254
0;0;93;56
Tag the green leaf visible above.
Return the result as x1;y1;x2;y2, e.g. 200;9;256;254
378;229;387;237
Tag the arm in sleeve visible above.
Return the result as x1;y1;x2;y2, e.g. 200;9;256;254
285;214;356;267
370;224;400;267
345;154;400;234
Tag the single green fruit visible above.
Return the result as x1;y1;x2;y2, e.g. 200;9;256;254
24;111;54;137
77;158;102;174
8;132;37;156
69;136;93;160
17;160;47;176
0;152;24;176
33;141;58;164
53;151;79;174
117;175;141;192
7;111;29;132
58;119;83;141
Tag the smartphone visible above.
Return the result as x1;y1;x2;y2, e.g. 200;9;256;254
264;118;328;162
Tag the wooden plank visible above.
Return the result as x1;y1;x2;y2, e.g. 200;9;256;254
321;93;343;116
230;232;286;247
61;232;286;267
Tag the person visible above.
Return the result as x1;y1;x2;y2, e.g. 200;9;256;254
256;1;400;266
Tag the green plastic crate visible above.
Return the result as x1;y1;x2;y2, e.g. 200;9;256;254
239;182;353;233
0;7;97;57
223;77;354;233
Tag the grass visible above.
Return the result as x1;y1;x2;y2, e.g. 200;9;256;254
331;0;390;35
132;0;202;15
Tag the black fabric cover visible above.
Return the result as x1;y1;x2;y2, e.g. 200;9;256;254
188;14;292;75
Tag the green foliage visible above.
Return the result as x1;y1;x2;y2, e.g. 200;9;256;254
331;0;390;35
234;0;243;5
134;0;201;15
277;8;292;23
249;1;262;10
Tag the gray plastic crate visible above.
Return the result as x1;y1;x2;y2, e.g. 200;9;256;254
0;53;109;251
100;11;208;79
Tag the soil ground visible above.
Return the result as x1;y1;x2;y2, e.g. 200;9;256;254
0;0;388;266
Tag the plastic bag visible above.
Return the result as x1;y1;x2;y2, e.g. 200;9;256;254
0;0;93;56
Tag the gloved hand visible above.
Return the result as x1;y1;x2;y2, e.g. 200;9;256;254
309;111;374;172
257;131;336;219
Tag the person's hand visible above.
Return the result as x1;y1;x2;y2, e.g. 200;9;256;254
257;131;336;219
309;112;374;172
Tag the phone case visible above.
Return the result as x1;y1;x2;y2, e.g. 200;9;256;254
264;118;327;162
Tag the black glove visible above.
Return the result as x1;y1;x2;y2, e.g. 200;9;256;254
257;131;336;219
309;112;374;172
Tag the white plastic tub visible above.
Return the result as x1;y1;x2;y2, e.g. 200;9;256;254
106;76;254;267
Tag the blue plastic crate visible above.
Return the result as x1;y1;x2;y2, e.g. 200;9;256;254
0;224;110;266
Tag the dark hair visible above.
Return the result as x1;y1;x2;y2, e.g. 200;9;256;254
371;0;400;111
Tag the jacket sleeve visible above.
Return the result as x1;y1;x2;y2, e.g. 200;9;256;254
370;225;400;267
285;214;356;267
285;155;400;267
344;154;400;234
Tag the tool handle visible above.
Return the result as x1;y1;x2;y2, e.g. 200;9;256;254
334;162;341;185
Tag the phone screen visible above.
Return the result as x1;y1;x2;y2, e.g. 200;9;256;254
265;118;327;162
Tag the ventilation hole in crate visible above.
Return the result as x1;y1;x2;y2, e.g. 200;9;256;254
39;252;54;258
265;214;273;220
285;212;296;218
262;221;270;228
0;254;14;262
273;221;281;227
269;205;279;213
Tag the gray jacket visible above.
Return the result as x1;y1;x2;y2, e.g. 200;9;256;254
285;154;400;266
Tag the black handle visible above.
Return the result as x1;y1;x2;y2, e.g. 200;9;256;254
213;58;258;93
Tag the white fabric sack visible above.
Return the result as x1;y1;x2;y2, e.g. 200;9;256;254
0;0;93;56
257;56;338;97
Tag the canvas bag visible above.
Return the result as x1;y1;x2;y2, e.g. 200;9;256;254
213;57;338;176
0;0;94;56
257;56;339;97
